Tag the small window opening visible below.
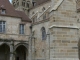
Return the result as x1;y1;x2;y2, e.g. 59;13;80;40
42;7;45;11
1;9;6;14
32;1;36;6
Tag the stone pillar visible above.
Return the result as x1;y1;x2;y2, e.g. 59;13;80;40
29;25;33;60
28;36;32;60
10;41;14;60
46;31;50;60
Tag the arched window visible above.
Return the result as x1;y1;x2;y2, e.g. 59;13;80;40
16;0;19;7
43;14;46;20
26;1;30;8
42;7;45;11
41;27;46;40
22;0;25;7
27;3;29;8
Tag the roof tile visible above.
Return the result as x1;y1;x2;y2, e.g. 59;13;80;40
0;0;31;22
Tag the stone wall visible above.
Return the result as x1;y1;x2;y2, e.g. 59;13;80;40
50;0;77;26
29;1;51;19
0;16;31;41
49;28;78;60
49;0;79;60
11;0;80;60
32;21;50;60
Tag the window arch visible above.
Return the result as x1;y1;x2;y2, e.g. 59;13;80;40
41;27;46;40
42;7;45;11
22;0;26;7
43;14;46;20
26;3;29;8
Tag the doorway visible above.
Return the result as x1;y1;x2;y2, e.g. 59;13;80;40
15;45;27;60
0;44;10;60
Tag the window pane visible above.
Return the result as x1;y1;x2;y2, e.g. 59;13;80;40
0;21;5;33
41;27;46;40
19;25;21;34
3;25;5;32
0;21;2;24
1;9;6;14
0;25;2;32
22;2;25;7
3;21;5;24
22;25;24;34
19;24;24;34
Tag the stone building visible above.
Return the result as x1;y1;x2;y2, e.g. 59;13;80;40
0;0;80;60
25;0;79;60
0;0;31;60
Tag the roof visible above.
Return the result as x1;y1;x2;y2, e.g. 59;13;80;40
34;0;50;5
0;0;31;22
31;0;51;9
16;11;31;22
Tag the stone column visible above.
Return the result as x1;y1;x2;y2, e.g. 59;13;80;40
28;36;32;60
29;25;33;60
10;41;14;60
46;31;50;60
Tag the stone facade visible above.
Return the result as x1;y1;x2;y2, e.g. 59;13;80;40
5;0;80;60
0;0;32;60
29;0;80;60
0;16;30;41
50;0;79;60
0;15;31;60
12;0;32;15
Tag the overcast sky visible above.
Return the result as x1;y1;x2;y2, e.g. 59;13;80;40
9;0;12;3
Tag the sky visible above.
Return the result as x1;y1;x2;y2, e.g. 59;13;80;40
9;0;12;3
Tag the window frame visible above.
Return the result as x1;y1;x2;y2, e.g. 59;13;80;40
22;0;26;7
0;21;6;33
1;9;6;14
43;14;46;20
41;27;46;40
19;24;25;34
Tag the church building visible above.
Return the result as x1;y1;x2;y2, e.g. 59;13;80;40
0;0;80;60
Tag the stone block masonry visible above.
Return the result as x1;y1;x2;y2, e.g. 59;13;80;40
50;27;78;60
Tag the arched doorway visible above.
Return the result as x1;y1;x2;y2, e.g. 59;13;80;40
15;45;28;60
0;43;10;60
